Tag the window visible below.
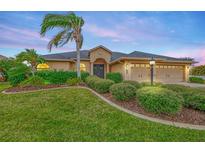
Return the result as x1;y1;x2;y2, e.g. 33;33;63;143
136;64;140;67
146;64;150;68
141;64;145;67
37;63;49;70
80;63;86;71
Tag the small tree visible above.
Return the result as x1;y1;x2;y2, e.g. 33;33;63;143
16;49;45;76
0;58;18;80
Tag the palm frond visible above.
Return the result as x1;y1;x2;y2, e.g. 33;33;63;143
40;14;71;36
58;31;74;47
47;30;67;51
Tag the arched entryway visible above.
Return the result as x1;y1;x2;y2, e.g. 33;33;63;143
91;58;109;78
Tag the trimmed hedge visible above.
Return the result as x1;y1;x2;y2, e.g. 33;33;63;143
20;76;45;87
163;84;205;111
122;80;141;89
35;70;89;84
137;87;183;114
106;72;123;83
67;78;81;86
85;76;114;93
189;77;204;84
81;72;89;82
49;71;76;84
8;64;31;86
110;83;136;101
85;76;99;89
140;82;163;87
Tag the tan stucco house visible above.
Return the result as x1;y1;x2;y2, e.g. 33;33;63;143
42;45;193;83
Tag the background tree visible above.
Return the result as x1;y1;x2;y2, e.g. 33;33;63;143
190;65;205;76
40;12;84;78
16;49;45;76
0;58;18;80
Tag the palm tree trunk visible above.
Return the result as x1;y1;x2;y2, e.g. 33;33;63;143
76;42;81;78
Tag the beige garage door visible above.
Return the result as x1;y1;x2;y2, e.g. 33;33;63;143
130;64;150;82
156;65;184;83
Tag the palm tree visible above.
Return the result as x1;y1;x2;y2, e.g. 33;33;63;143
16;49;45;76
40;12;84;78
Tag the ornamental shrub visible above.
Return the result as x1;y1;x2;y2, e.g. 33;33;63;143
85;76;114;93
106;72;123;83
136;87;183;114
163;84;205;111
189;77;204;84
122;80;141;89
8;64;31;86
186;93;205;111
94;79;114;93
67;78;81;86
85;76;99;89
20;76;45;87
81;72;89;82
0;58;18;81
110;83;136;101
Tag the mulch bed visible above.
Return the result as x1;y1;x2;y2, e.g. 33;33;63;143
102;93;205;126
4;84;68;93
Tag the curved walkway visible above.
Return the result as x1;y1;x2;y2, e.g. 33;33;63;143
2;86;205;130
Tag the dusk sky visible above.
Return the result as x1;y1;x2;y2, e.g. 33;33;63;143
0;11;205;65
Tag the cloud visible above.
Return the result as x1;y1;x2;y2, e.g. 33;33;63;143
164;48;205;65
0;24;74;52
84;23;132;42
84;15;175;44
0;24;50;42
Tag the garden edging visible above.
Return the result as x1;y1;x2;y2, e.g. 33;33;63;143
2;86;205;130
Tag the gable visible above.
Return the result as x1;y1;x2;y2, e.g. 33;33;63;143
89;46;112;63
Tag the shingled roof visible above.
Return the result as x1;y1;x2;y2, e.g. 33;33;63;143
42;48;193;63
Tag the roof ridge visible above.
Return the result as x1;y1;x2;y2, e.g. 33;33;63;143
130;50;179;59
43;50;89;56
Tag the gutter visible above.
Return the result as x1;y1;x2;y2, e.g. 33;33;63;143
110;57;194;65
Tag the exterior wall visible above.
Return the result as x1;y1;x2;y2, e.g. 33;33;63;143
47;61;71;71
72;61;91;73
110;62;125;79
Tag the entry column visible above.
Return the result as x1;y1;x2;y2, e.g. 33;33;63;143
91;62;94;75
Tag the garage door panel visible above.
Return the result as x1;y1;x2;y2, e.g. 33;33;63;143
131;64;150;82
156;65;184;83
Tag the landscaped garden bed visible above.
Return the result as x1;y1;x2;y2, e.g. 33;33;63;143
102;92;205;125
2;69;205;126
84;74;205;126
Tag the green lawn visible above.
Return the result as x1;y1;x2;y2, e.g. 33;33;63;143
0;83;205;141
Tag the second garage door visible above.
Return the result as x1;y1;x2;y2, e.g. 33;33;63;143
156;65;184;83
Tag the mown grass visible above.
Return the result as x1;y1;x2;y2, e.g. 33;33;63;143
0;83;205;141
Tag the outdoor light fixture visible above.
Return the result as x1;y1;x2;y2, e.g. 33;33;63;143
149;57;155;86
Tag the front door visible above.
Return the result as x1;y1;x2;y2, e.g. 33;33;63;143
93;64;104;78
